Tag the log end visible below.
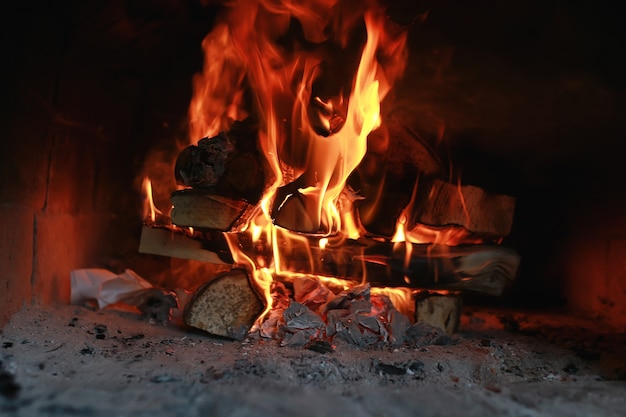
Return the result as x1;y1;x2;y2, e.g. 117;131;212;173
183;269;264;340
415;293;462;335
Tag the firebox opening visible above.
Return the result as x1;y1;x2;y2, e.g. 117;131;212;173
2;0;626;333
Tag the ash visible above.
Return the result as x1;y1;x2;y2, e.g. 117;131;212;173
1;305;625;417
256;282;412;348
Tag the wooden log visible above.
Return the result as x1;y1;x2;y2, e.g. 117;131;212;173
175;118;267;202
414;292;462;335
138;225;232;265
183;269;264;340
350;122;444;237
138;226;519;295
410;178;515;237
171;189;255;232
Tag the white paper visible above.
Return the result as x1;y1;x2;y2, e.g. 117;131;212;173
70;269;153;309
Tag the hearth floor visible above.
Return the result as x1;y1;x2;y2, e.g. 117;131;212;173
1;304;624;417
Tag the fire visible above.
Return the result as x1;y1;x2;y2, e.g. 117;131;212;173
140;0;508;337
141;177;162;224
182;0;411;323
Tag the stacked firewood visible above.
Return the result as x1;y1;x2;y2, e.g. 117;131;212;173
140;119;519;343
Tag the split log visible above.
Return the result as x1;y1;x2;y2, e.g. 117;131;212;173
414;292;462;335
350;122;444;237
138;225;232;264
170;189;255;232
410;178;515;237
183;269;264;340
138;226;519;296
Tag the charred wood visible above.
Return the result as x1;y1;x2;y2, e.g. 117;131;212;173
139;226;519;296
175;118;267;202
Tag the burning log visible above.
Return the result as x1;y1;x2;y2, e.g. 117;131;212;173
414;292;462;335
183;269;264;340
410;178;516;237
170;190;255;232
175;119;267;202
139;226;519;296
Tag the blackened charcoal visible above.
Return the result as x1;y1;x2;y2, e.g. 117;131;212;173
283;302;324;331
0;362;20;399
404;322;459;347
372;359;425;376
306;339;334;354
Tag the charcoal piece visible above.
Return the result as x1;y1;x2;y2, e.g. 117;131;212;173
386;309;411;346
305;339;334;354
281;302;324;346
175;118;266;202
372;359;425;376
118;288;178;323
355;315;384;334
0;362;20;399
92;324;107;340
325;309;349;338
80;347;95;356
333;316;381;348
283;302;324;331
324;284;371;311
281;331;310;347
177;132;235;188
404;322;455;347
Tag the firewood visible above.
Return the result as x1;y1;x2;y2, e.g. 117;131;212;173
350;122;444;237
183;269;264;340
175;118;267;202
414;292;462;335
410;178;515;237
170;189;255;232
138;225;232;265
138;226;519;296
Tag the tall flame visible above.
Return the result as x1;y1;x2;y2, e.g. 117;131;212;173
187;0;410;320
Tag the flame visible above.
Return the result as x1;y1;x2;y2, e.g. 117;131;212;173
371;287;415;319
141;177;162;224
178;1;496;325
390;175;484;247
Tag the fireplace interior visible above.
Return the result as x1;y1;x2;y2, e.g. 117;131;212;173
1;1;625;416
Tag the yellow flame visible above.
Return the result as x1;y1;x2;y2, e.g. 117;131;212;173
141;177;162;224
371;287;415;320
182;1;421;330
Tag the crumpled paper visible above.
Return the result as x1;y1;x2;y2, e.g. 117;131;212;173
70;269;153;309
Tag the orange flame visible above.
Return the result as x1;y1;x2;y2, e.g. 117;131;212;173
141;177;162;224
185;1;416;318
